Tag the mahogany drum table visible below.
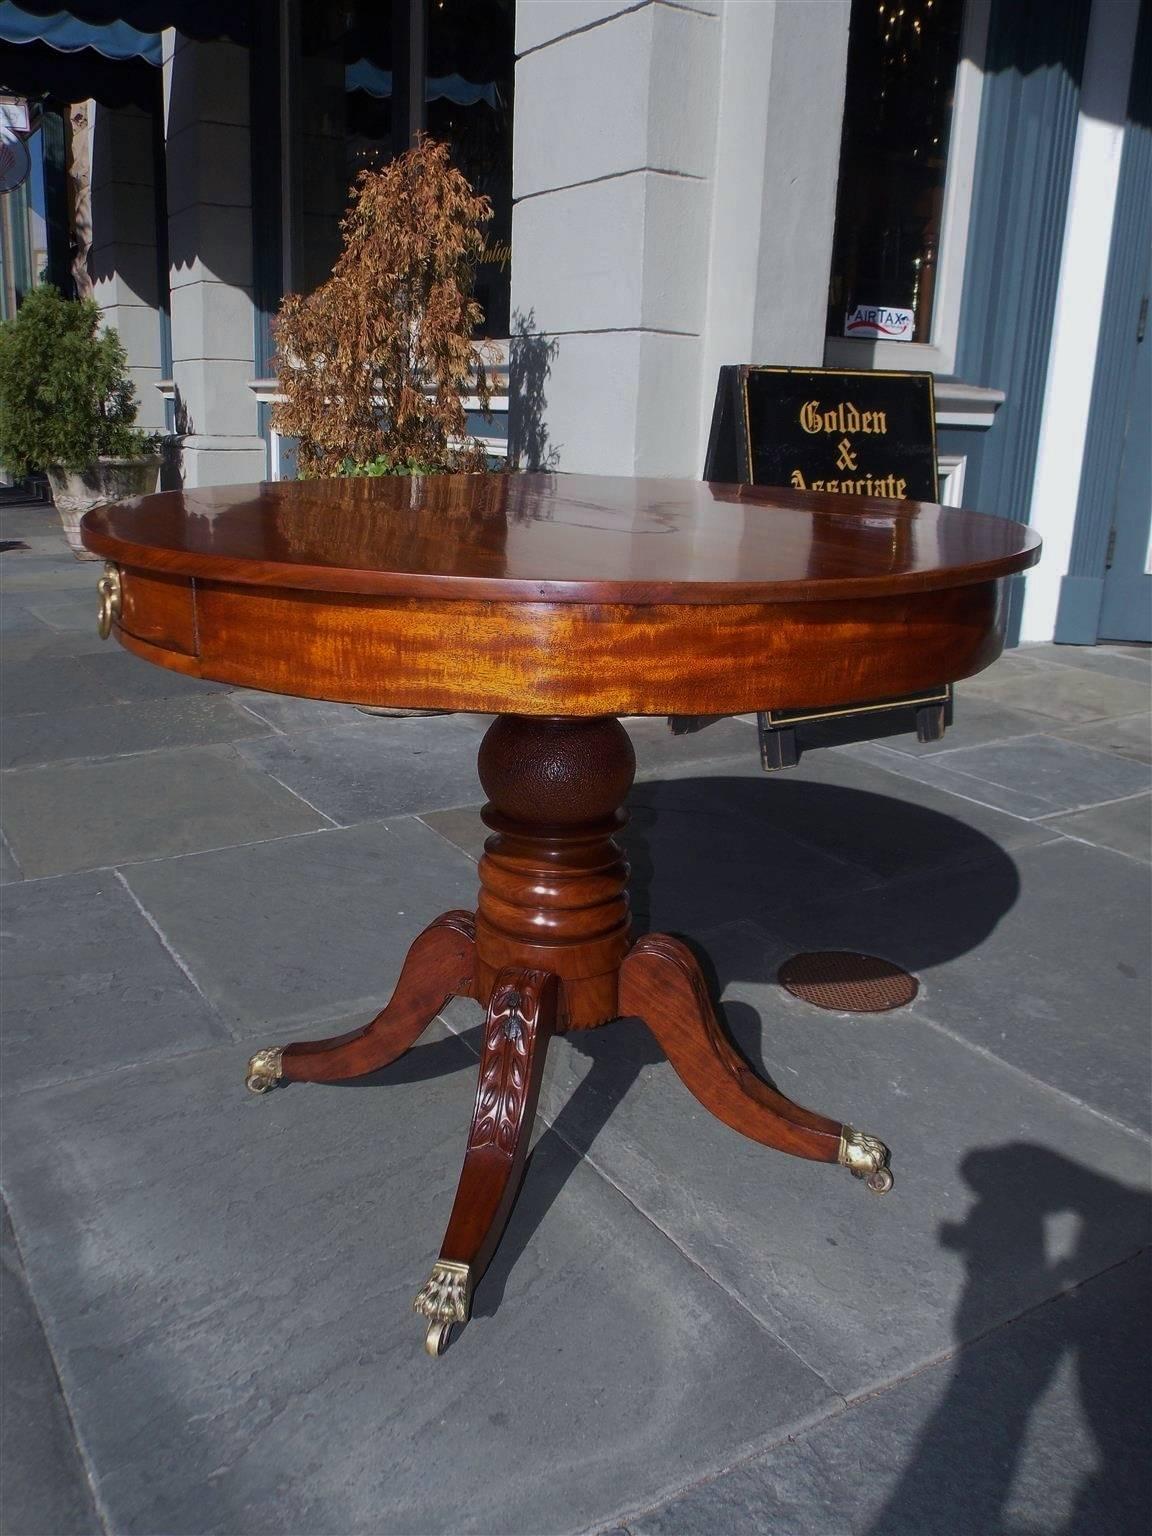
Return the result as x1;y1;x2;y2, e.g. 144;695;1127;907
82;474;1040;1355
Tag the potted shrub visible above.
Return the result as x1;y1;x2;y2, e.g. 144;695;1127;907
0;285;163;557
272;136;494;478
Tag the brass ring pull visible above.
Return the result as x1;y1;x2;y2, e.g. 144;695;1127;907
96;563;122;640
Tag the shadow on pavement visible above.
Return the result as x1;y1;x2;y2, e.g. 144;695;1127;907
867;1146;1151;1536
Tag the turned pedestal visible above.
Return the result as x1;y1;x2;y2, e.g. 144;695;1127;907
244;715;894;1355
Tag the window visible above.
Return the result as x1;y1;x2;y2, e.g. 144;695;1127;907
284;0;513;336
824;0;989;374
426;0;513;339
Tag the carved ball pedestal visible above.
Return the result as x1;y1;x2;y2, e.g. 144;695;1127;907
474;715;636;1031
244;713;894;1356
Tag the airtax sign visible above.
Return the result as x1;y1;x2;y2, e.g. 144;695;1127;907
705;366;939;501
844;304;915;341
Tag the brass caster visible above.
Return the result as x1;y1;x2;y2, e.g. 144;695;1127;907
424;1321;454;1357
413;1259;472;1358
837;1125;893;1194
245;1047;284;1095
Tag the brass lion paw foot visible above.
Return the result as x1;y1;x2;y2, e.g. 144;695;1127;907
245;1047;284;1095
838;1126;894;1194
413;1260;473;1356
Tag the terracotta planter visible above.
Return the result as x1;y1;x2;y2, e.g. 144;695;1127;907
47;456;161;559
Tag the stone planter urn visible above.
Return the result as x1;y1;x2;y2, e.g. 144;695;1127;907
47;456;162;559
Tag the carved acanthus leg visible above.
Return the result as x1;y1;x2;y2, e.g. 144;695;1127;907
414;967;558;1355
245;910;476;1092
620;934;892;1191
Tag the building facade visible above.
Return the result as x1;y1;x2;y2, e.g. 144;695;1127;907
1;0;1148;644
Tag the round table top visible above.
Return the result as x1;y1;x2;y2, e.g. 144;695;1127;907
81;473;1040;606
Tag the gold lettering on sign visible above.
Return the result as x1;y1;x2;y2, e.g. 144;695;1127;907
799;401;888;436
788;471;909;499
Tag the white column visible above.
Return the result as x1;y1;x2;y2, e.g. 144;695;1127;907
509;1;721;476
509;1;851;479
89;101;165;431
1019;0;1142;643
163;29;264;487
698;0;851;464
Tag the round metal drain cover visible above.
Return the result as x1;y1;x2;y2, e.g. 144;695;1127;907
778;951;919;1013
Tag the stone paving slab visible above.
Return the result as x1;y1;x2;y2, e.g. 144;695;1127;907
956;660;1149;723
1;1203;101;1536
471;912;1152;1397
22;588;106;636
1022;641;1152;680
0;555;97;590
1046;792;1150;862
0;1037;835;1536
1;649;224;718
0;832;20;884
0;596;51;639
0;695;274;770
0;498;60;539
1;745;329;879
0;655;125;716
846;733;1151;819
120;817;480;1035
230;689;381;732
1051;710;1151;764
624;714;762;775
236;713;491;823
0;623;112;663
623;1250;1152;1536
772;837;1152;1134
1;868;232;1095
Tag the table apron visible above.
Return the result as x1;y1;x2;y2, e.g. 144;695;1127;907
111;572;1009;716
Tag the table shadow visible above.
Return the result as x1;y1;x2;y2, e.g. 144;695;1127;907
472;773;1024;1318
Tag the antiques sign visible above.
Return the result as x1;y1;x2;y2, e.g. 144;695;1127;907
705;365;939;501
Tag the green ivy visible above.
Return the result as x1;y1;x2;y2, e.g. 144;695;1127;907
336;454;444;477
0;286;161;476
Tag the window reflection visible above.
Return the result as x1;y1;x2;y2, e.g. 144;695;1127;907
826;0;965;344
292;0;512;336
427;0;514;338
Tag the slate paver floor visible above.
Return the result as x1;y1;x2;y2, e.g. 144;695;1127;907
1;495;1149;1536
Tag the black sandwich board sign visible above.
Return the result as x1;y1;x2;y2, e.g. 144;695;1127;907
691;365;948;769
704;365;939;500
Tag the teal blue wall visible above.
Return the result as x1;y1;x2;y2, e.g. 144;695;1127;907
937;0;1091;641
1055;0;1152;641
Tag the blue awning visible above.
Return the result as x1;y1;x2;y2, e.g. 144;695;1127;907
346;59;499;110
1;2;246;43
0;2;161;63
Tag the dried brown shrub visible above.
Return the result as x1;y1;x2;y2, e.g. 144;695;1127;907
272;138;494;477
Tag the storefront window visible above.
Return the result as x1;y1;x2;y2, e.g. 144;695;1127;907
426;0;513;338
826;0;965;345
290;0;512;336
